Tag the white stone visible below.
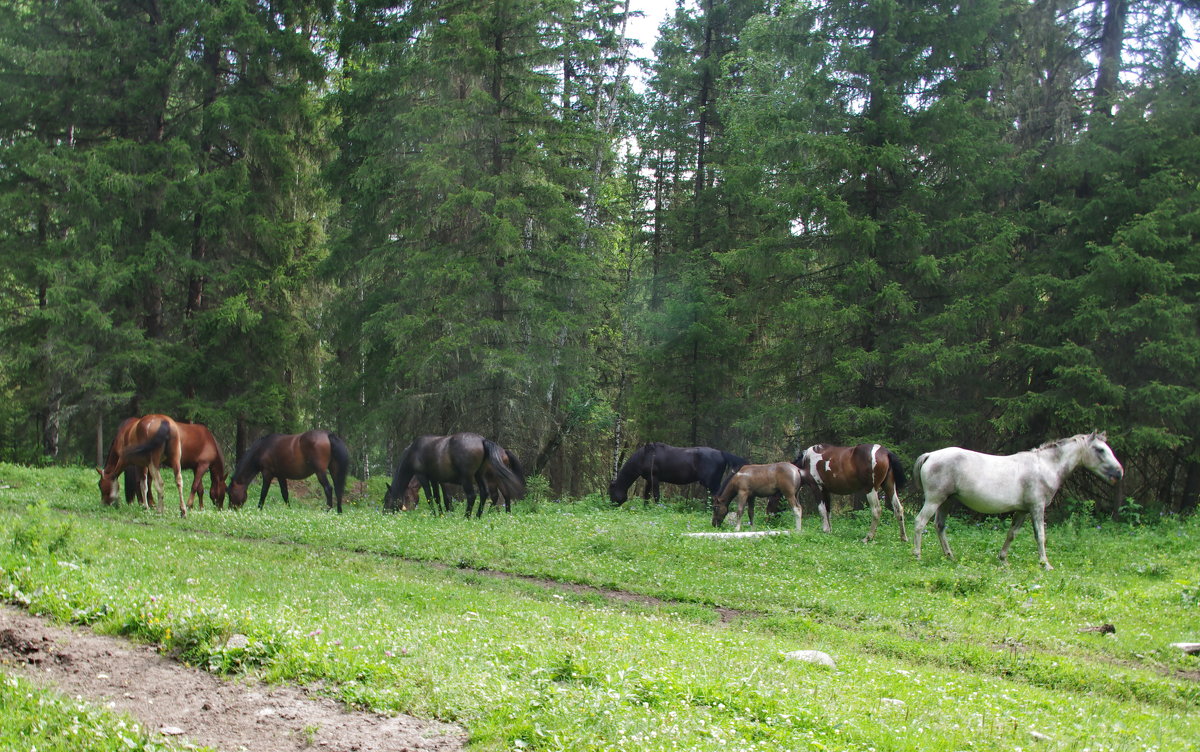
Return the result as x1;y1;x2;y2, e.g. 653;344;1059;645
1169;642;1200;655
225;634;250;650
159;726;185;736
684;530;788;539
784;650;836;669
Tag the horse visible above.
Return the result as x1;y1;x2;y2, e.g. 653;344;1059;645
710;462;805;531
609;443;747;507
104;419;227;510
911;432;1123;570
398;446;524;514
382;433;524;518
97;414;187;517
227;430;350;513
792;443;908;542
99;417;152;507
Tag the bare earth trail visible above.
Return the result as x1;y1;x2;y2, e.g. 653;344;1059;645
0;605;465;752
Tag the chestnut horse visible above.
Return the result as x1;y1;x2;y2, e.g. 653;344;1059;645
399;446;524;513
382;433;524;518
793;443;908;543
711;462;805;532
100;417;152;507
103;419;227;510
97;414;187;516
227;430;350;513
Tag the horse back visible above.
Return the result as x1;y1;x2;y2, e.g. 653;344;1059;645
919;447;1036;513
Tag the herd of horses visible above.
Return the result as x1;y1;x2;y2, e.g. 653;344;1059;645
96;414;1124;569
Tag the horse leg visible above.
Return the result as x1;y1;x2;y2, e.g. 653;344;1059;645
140;468;152;510
815;489;833;534
278;478;290;507
1031;504;1053;570
187;464;207;511
150;464;166;514
474;470;491;519
734;490;751;532
999;511;1028;565
258;474;274;509
788;488;803;532
911;498;942;560
934;503;953;559
863;489;882;543
884;475;908;542
462;479;477;518
316;470;334;511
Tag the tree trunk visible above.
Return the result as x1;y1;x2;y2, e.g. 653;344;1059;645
1092;0;1128;117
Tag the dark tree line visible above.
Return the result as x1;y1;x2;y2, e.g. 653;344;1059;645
1;0;1197;514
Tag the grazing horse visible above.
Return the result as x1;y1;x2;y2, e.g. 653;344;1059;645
911;432;1123;570
711;462;805;531
177;422;227;510
609;443;747;507
97;414;187;517
382;433;524;518
99;417;153;507
399;446;525;514
227;430;350;513
793;443;908;542
105;419;228;510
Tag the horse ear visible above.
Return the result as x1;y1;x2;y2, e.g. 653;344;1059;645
95;467;103;476
1096;430;1107;442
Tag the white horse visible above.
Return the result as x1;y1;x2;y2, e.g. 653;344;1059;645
911;432;1123;569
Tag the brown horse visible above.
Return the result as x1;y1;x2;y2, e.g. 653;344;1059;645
793;443;908;542
97;414;187;517
382;433;524;518
99;417;152;507
104;419;228;510
711;462;805;532
399;446;524;513
227;430;350;513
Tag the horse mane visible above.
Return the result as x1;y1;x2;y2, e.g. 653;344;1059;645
231;434;279;482
611;445;649;489
1031;434;1091;452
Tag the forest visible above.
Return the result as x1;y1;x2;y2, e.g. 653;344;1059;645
1;0;1198;516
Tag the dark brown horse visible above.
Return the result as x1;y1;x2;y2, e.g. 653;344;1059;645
97;414;187;517
792;443;908;542
227;430;350;513
399;446;524;513
609;443;747;507
711;462;805;531
383;433;524;518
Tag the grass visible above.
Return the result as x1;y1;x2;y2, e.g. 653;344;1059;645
0;463;1198;751
0;670;211;752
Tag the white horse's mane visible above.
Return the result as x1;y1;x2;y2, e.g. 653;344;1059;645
1030;432;1096;452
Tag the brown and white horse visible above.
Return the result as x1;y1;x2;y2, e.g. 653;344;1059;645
711;462;805;532
793;443;908;543
97;414;187;517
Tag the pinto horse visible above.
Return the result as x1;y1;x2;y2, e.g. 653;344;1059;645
97;414;187;517
793;443;908;543
383;433;524;518
227;430;350;513
710;462;805;531
399;446;524;514
609;443;747;507
911;432;1123;570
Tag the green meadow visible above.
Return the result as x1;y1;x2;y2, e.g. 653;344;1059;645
1;464;1197;751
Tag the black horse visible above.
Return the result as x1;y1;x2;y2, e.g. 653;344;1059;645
382;432;525;518
608;442;747;507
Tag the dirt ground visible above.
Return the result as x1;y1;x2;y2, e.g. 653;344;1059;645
0;605;465;752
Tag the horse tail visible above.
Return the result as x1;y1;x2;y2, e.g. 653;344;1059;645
328;433;351;500
484;439;525;500
886;449;906;491
911;453;929;493
503;449;526;486
123;419;172;461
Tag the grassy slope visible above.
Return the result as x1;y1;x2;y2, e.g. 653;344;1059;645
0;464;1197;751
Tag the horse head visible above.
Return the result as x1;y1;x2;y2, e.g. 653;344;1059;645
96;467;119;506
1082;431;1123;484
227;477;248;509
210;474;228;509
710;495;731;527
607;480;628;506
393;477;422;512
382;482;401;512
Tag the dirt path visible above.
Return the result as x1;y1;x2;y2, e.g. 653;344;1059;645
0;606;465;752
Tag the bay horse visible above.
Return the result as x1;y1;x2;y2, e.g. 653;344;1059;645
227;430;350;513
792;443;908;543
609;443;747;507
911;432;1123;569
97;414;187;517
99;417;152;507
104;419;228;510
399;446;524;514
382;433;524;518
710;462;805;531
